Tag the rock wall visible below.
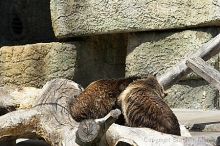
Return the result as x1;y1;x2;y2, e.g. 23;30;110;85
0;34;127;87
51;0;220;37
126;28;220;77
126;28;220;109
0;43;77;87
0;0;220;109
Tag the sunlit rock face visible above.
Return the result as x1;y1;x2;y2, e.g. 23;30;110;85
0;42;77;87
50;0;220;38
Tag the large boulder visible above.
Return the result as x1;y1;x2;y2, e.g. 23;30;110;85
166;80;218;109
126;28;220;109
51;0;220;38
126;27;220;77
0;42;77;87
0;34;127;87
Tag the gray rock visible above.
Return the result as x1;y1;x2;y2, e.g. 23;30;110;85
50;0;220;38
0;34;127;87
166;80;219;109
126;28;220;109
126;28;220;77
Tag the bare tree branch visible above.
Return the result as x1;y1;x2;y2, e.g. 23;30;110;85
158;34;220;90
0;79;216;146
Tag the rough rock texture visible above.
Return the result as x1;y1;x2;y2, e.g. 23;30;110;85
165;80;219;109
126;28;220;77
0;42;77;87
0;0;55;46
51;0;220;38
0;34;127;87
126;28;220;109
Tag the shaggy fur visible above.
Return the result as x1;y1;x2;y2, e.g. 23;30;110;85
69;76;140;122
118;75;181;136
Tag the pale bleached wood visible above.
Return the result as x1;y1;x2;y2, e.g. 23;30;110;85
0;79;215;146
186;57;220;91
76;109;121;145
0;79;83;146
158;34;220;90
173;109;220;125
105;124;211;146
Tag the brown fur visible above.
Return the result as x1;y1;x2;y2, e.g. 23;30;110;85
118;75;181;136
69;76;140;122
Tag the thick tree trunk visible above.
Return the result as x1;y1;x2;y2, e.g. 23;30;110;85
0;79;83;146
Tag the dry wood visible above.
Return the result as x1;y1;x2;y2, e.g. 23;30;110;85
186;57;220;91
105;124;211;146
158;34;220;90
0;79;216;146
173;109;220;125
1;34;220;145
0;79;83;146
76;109;121;146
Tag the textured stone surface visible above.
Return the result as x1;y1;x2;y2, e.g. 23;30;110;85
0;42;77;87
165;80;219;109
126;28;220;109
126;28;220;77
0;0;55;46
51;0;220;38
0;34;127;87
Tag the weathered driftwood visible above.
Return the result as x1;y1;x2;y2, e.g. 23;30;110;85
105;124;214;146
76;109;121;146
0;79;215;146
0;79;83;146
186;57;220;91
158;34;220;90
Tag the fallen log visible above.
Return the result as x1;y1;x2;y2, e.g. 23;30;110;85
0;79;215;146
0;79;83;146
76;109;121;146
105;124;213;146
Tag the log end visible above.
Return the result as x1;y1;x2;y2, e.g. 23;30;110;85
76;119;100;144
